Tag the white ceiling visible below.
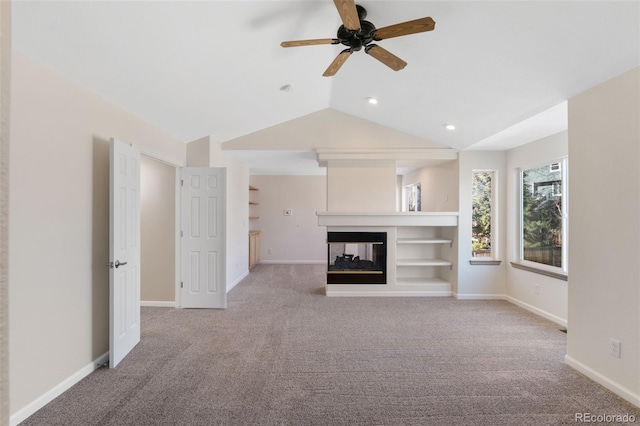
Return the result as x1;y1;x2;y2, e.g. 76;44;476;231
11;1;640;174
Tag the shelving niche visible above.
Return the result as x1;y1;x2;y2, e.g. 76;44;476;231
396;226;456;289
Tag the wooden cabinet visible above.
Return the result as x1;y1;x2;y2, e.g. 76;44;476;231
249;231;260;269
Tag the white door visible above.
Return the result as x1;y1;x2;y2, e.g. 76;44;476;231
109;138;141;368
180;168;226;308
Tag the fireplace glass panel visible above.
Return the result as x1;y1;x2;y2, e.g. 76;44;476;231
326;232;387;284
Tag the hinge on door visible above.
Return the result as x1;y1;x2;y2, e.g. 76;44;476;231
181;281;183;288
181;179;184;186
181;230;183;237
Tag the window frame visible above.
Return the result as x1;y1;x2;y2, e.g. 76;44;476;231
517;157;568;277
471;169;500;264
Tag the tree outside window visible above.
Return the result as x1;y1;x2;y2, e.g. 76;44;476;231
521;161;566;268
472;171;493;258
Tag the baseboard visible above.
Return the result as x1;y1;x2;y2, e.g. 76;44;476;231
227;271;249;293
10;352;109;426
258;260;325;265
453;293;506;300
565;355;640;408
140;301;175;307
505;295;567;327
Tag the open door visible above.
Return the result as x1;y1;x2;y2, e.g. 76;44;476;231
109;138;141;368
180;167;226;309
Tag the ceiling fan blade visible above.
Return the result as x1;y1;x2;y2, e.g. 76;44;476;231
365;45;407;71
281;38;339;48
333;0;361;31
323;49;352;77
374;17;435;40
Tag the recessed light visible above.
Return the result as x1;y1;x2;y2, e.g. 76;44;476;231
444;123;456;131
280;84;294;92
366;97;378;105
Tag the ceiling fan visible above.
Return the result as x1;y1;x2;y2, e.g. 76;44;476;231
280;0;435;77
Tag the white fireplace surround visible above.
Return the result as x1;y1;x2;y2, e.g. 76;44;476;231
317;212;459;227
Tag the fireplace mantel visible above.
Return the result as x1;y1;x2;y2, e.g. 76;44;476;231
317;212;459;227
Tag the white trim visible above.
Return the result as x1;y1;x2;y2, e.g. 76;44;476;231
140;301;175;307
326;290;452;297
565;355;640;408
227;271;249;293
258;260;325;265
454;293;506;300
505;295;567;327
174;168;182;308
10;352;109;426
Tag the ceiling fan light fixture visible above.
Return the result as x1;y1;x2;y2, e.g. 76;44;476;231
366;97;378;105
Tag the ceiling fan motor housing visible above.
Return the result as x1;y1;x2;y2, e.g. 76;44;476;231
337;20;376;51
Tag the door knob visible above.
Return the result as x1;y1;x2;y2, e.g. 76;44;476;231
115;260;128;268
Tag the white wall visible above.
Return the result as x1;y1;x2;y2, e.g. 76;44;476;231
249;175;326;263
566;67;640;406
505;131;568;325
456;151;507;297
9;52;185;418
0;2;11;423
401;161;459;212
210;140;249;290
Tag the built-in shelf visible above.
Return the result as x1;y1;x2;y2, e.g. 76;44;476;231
397;259;452;267
396;277;451;286
249;185;259;220
397;238;452;245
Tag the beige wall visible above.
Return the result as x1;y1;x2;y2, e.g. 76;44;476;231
327;164;396;212
9;52;185;416
249;175;326;263
402;161;459;212
141;156;176;303
567;67;640;404
0;2;11;425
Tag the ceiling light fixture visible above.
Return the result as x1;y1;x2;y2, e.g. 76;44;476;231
366;97;378;105
280;84;294;92
444;123;456;131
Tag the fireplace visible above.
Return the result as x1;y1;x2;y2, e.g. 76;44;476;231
327;232;387;284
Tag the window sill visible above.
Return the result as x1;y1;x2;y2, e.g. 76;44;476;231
510;262;568;281
469;260;502;266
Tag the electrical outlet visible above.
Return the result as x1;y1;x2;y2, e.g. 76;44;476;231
284;209;292;216
610;339;621;358
534;284;540;295
268;248;273;255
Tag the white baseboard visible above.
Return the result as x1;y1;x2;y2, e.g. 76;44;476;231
454;293;506;300
258;260;325;265
10;352;109;426
227;271;249;293
565;355;640;408
140;301;175;307
505;295;567;327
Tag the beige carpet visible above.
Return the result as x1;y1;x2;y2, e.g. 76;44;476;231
21;264;640;425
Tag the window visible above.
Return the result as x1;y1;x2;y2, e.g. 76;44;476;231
472;171;495;258
405;183;421;212
519;159;567;273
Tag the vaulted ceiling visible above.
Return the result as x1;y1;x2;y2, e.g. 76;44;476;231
11;1;640;174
